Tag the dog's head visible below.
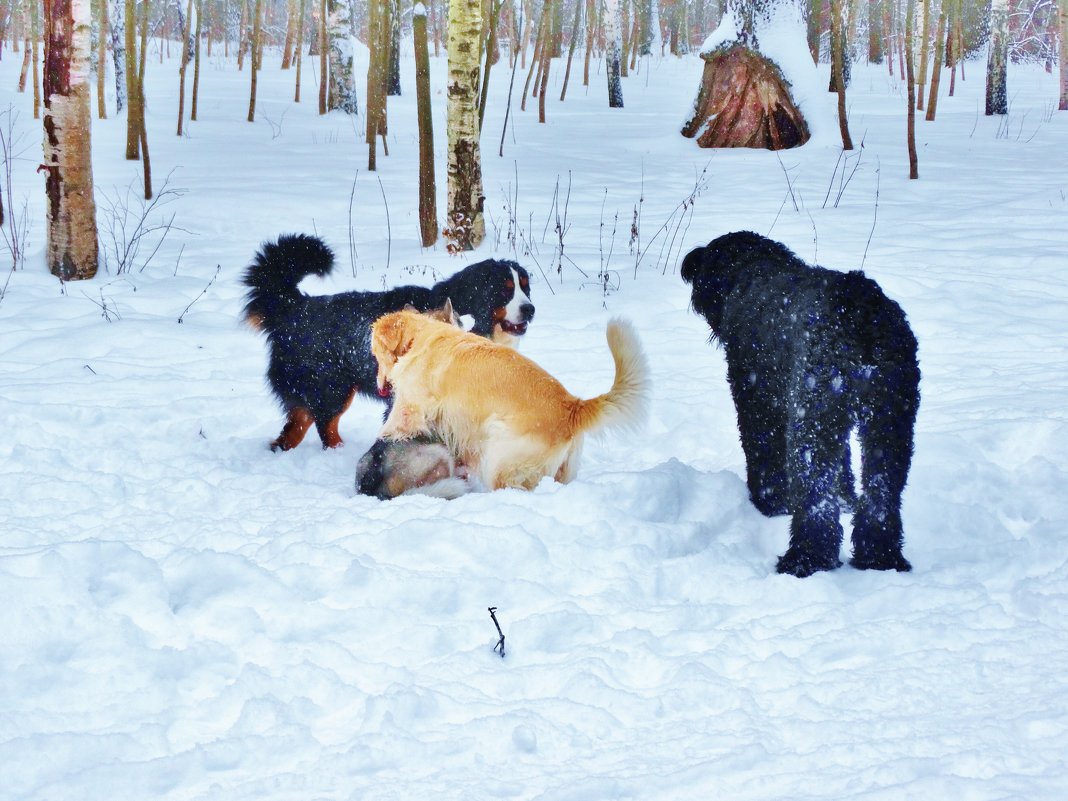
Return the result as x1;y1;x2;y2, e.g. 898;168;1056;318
370;311;421;396
682;231;795;334
434;259;535;345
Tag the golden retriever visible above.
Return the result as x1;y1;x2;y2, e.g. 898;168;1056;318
370;311;649;490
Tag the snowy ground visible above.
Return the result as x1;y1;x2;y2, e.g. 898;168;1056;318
2;24;1068;801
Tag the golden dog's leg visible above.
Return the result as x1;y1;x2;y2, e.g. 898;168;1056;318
379;401;429;440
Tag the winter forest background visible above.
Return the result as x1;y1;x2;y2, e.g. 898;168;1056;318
2;0;1068;799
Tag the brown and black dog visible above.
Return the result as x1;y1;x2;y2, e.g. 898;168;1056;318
370;311;649;490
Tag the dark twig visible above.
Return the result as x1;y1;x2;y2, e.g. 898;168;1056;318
488;606;506;658
178;265;220;323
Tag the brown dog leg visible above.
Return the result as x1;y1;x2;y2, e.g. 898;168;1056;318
270;408;314;451
317;389;358;449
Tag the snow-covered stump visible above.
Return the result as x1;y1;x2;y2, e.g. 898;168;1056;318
681;43;809;150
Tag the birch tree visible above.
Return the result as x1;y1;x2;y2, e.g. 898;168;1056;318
604;0;624;107
445;0;485;250
42;0;99;280
108;0;125;111
985;0;1008;115
327;0;357;113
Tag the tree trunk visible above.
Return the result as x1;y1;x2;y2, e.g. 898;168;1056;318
924;7;945;120
559;0;581;100
445;0;486;251
108;0;124;111
414;7;437;247
868;0;883;62
582;0;594;86
138;0;151;197
318;0;327;112
985;0;1008;115
366;0;386;168
604;0;623;107
247;0;262;121
96;0;107;118
916;0;929;110
387;0;400;95
43;0;99;280
178;0;193;135
905;0;918;178
237;0;247;69
327;0;357;113
831;0;853;149
281;0;296;68
478;0;502;130
1060;0;1067;110
124;0;139;157
191;0;202;119
294;0;305;100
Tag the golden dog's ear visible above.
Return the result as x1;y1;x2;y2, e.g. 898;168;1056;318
373;314;415;363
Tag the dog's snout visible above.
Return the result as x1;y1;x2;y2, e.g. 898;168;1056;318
520;303;535;321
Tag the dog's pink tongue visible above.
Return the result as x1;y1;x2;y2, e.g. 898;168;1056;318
377;384;391;398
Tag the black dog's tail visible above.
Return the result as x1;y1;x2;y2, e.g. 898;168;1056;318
243;234;335;330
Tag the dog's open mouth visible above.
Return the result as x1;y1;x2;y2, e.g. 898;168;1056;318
500;320;528;336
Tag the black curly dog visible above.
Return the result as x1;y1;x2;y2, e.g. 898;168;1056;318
244;234;534;451
682;231;920;577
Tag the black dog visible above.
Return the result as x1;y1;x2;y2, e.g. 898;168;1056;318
682;231;919;577
243;234;534;451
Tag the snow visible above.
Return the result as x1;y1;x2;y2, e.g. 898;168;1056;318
2;25;1068;801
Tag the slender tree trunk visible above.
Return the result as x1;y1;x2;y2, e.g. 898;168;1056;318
237;0;248;69
445;0;486;251
868;0;883;62
19;23;31;91
414;7;437;246
520;9;544;111
985;0;1008;115
191;0;202;119
31;0;42;118
387;0;400;95
42;0;99;280
366;0;385;168
915;0;928;110
294;0;305;100
604;0;623;107
924;6;944;120
905;0;917;178
537;12;550;122
95;0;107;117
248;0;262;120
1059;0;1067;110
318;0;327;112
178;0;193;135
124;0;139;157
583;0;594;86
559;0;581;100
108;0;125;111
620;0;630;76
478;0;502;131
138;0;151;197
831;0;853;149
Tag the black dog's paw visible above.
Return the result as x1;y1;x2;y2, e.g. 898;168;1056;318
750;489;790;517
849;550;912;572
775;547;842;578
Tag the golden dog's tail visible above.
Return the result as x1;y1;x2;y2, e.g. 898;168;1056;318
572;318;650;436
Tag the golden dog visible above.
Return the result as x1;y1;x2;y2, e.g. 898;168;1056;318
370;311;649;490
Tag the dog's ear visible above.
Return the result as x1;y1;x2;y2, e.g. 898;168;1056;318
440;297;457;325
372;314;415;363
680;246;706;284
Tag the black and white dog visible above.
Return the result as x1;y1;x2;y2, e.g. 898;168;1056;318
682;231;920;577
244;234;535;451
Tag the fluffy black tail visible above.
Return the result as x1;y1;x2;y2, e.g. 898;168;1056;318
242;234;335;330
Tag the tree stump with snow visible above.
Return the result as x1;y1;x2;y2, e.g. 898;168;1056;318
681;43;810;150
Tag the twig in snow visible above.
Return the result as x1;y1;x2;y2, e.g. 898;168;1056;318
488;606;506;658
178;265;220;323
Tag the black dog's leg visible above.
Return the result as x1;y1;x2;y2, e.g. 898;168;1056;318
849;369;917;572
776;374;849;577
728;360;791;516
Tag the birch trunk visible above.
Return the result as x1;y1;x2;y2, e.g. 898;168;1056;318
445;0;485;251
124;0;139;157
108;0;125;111
327;0;357;113
905;0;918;178
831;0;853;149
604;0;623;107
43;0;99;280
985;0;1008;115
